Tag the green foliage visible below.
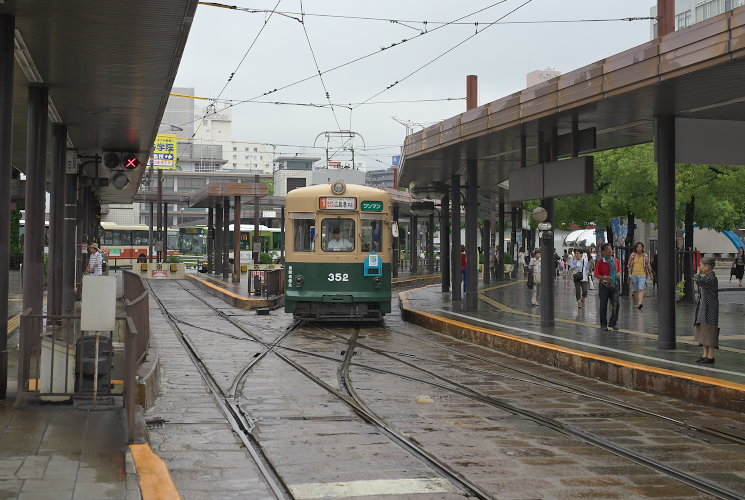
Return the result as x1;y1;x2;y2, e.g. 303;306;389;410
675;280;686;300
259;252;273;264
260;179;275;196
503;254;513;265
168;254;181;263
9;211;22;269
676;164;745;231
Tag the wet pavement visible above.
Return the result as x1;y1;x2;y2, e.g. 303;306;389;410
405;272;745;385
141;278;745;499
0;399;135;500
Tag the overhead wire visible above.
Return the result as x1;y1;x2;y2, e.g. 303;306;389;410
298;0;343;131
176;1;510;129
192;0;283;138
353;0;535;109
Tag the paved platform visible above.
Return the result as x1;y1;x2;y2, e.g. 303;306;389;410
399;274;745;412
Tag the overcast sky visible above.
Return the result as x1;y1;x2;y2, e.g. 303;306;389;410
174;0;653;168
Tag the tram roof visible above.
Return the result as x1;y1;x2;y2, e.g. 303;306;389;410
400;7;745;197
285;183;391;202
0;0;198;204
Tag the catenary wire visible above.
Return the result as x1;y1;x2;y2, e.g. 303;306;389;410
177;1;510;129
353;0;536;109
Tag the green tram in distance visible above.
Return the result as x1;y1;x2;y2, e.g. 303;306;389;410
285;181;393;321
178;225;283;264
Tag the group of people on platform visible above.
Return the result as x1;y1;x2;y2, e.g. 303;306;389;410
519;241;719;364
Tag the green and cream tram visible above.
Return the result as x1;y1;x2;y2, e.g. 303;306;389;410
284;181;393;320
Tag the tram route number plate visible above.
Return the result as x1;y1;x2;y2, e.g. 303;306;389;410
320;197;357;210
361;201;383;212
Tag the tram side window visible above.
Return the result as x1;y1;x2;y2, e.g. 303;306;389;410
361;220;383;253
103;230;131;246
293;220;316;252
322;219;355;252
133;231;149;246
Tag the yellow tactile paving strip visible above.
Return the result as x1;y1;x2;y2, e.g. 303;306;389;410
399;287;745;399
479;281;745;355
130;444;182;500
185;274;274;308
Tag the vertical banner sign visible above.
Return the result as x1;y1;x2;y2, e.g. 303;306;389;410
149;134;178;169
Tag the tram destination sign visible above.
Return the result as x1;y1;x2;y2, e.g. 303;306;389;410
361;201;383;212
319;196;357;210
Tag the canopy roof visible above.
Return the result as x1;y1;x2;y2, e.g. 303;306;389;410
400;7;745;195
0;0;198;203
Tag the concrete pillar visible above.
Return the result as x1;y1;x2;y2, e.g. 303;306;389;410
656;116;676;349
465;160;478;310
157;171;163;263
148;201;154;263
207;207;213;274
233;195;240;282
161;202;167;261
511;206;518;278
498;200;506;281
441;194;450;292
222;198;230;279
450;174;461;300
0;14;13;399
540;130;557;327
49;124;66;319
427;213;434;274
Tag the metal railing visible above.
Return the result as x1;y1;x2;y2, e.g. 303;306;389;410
247;268;284;297
123;270;150;364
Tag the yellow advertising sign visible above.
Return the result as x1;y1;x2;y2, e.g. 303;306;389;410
149;134;178;169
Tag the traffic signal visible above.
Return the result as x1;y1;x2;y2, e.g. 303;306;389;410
102;151;141;169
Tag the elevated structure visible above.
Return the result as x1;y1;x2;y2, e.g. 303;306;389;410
400;6;745;348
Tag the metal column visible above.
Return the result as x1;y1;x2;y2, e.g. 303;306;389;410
233;195;241;282
427;213;434;274
540;131;556;327
49;124;66;319
392;205;399;278
207;207;213;274
20;82;48;391
148;202;154;263
222;198;230;280
62;164;77;315
483;219;491;285
0;14;13;399
215;202;223;276
253;174;261;264
450;174;461;300
157;171;163;263
656;116;676;349
511;206;518;278
280;206;285;263
498;201;505;281
161;202;167;261
465;160;478;311
441;194;450;292
410;216;418;273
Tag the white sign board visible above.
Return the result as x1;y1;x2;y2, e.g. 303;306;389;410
80;276;117;332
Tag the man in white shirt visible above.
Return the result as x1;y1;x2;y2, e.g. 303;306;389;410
327;227;353;251
87;243;104;275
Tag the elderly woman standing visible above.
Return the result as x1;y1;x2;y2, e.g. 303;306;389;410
694;256;719;364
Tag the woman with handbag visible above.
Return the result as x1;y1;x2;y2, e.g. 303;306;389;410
734;247;745;286
693;257;719;363
569;249;589;308
628;242;652;310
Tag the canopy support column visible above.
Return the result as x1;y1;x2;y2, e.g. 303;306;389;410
441;194;450;292
465;160;478;311
0;14;13;399
233;195;241;283
451;174;461;300
656;116;677;349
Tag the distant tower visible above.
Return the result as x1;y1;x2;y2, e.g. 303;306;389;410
527;68;561;88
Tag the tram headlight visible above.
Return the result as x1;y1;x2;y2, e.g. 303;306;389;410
374;276;382;287
295;275;304;287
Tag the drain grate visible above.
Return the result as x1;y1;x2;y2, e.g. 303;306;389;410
145;417;168;429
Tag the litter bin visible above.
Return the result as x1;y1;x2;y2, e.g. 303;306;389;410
75;335;113;394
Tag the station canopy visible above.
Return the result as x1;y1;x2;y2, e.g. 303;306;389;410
0;0;198;203
399;8;745;198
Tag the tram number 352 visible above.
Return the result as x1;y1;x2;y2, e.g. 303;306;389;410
328;273;349;282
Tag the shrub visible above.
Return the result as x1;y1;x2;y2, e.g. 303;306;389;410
168;255;181;263
259;252;273;264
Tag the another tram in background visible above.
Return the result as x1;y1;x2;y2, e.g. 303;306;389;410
284;181;393;320
100;222;178;267
177;224;283;264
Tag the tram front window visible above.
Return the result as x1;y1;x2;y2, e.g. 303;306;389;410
293;220;316;252
322;219;354;252
361;220;383;253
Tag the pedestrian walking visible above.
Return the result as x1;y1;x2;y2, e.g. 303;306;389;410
587;249;596;290
461;245;467;293
734;248;745;286
594;243;621;331
628;242;652;310
517;247;526;277
87;243;104;276
489;246;501;277
528;249;542;306
651;252;658;290
569;249;590;308
693;256;719;364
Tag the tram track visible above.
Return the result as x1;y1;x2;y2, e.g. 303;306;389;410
308;323;745;500
164;280;491;499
